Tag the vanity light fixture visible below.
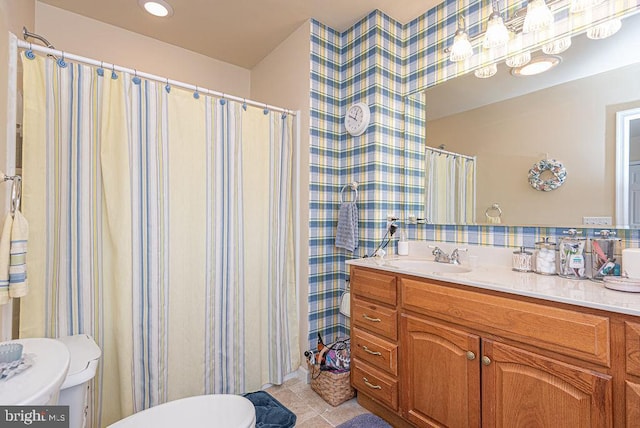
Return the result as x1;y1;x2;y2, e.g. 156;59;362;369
522;0;554;33
511;55;561;76
449;17;473;62
586;17;622;39
542;36;572;54
474;63;498;78
505;32;531;67
483;1;510;49
569;0;605;14
138;0;174;17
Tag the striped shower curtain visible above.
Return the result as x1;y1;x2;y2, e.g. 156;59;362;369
424;149;476;224
19;53;299;426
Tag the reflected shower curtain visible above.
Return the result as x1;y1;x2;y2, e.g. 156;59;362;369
20;53;298;427
424;149;475;224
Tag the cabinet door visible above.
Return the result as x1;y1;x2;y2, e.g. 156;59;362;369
482;340;612;428
401;314;481;428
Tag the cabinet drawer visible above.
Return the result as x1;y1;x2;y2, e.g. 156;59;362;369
402;278;611;366
352;327;398;376
351;267;397;306
626;322;640;376
352;359;399;411
353;298;397;341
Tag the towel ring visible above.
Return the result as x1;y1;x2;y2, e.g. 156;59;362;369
485;203;502;219
339;182;358;203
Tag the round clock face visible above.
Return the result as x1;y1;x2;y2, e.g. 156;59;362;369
345;102;370;136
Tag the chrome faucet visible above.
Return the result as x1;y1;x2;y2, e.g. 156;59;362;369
430;246;467;265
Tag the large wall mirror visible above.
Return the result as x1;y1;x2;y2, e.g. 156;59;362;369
408;11;640;228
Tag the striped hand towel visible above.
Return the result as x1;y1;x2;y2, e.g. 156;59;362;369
9;210;28;298
0;215;13;305
335;202;358;252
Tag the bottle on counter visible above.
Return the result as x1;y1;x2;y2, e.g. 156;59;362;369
512;246;533;272
590;230;621;281
534;237;557;275
398;230;409;256
558;229;587;279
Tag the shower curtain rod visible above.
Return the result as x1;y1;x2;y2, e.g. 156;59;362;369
16;40;297;116
426;145;475;161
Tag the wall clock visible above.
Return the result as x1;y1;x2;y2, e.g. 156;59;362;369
344;102;370;136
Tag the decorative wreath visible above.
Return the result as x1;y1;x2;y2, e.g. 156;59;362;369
528;159;567;192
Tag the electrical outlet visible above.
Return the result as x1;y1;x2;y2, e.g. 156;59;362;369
582;216;612;225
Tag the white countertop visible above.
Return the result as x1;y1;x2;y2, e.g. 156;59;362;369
346;242;640;317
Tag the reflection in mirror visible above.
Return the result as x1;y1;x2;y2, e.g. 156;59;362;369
410;12;640;228
616;108;640;228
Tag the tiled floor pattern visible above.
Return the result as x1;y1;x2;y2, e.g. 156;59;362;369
264;375;370;427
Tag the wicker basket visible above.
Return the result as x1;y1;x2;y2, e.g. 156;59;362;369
308;363;355;406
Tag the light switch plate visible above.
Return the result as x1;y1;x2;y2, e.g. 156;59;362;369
582;216;612;225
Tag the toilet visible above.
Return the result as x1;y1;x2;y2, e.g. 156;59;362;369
108;394;256;428
3;335;255;428
56;334;102;428
0;337;70;405
57;335;255;428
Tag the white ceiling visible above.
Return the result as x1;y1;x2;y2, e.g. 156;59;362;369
37;0;442;69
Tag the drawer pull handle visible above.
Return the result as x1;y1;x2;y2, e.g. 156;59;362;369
482;356;491;366
363;346;382;356
362;314;381;322
466;351;476;361
363;377;382;390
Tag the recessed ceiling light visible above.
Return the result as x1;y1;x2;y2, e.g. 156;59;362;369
138;0;174;17
511;55;561;76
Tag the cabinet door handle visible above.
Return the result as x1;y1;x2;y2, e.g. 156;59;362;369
362;314;381;322
363;346;382;356
466;351;476;360
363;377;382;390
481;356;491;366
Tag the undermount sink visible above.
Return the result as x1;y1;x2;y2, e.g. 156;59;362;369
385;259;472;274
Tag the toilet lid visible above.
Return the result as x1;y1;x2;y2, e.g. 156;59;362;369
108;394;256;428
0;338;70;405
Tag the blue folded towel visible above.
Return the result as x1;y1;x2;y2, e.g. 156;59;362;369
335;202;358;252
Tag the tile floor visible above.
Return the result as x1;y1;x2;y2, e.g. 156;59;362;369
264;374;370;427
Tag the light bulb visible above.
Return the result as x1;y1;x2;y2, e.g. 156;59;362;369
474;64;498;78
483;12;510;49
523;0;554;33
542;36;572;54
449;30;473;62
586;18;622;39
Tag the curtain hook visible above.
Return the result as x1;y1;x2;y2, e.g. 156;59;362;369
165;78;171;93
97;61;104;77
220;93;226;105
25;43;35;60
111;64;118;80
193;86;200;99
242;98;247;111
57;51;67;68
132;69;141;85
263;104;269;115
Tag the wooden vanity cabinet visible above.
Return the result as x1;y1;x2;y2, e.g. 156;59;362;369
350;268;401;413
348;266;626;427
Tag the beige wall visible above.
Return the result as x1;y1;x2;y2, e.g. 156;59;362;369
251;21;311;365
429;63;640;226
0;0;35;340
35;2;251;98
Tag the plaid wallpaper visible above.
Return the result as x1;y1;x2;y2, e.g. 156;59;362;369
308;1;640;349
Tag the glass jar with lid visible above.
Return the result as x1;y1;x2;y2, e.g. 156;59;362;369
512;246;533;272
558;229;587;279
534;237;557;275
590;230;621;281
